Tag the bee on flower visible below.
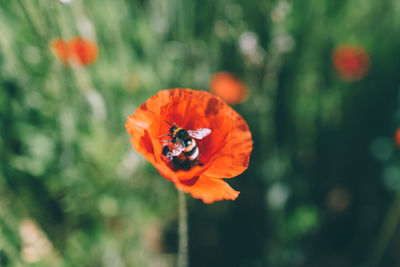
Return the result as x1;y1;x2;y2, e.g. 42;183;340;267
160;121;211;170
125;89;253;204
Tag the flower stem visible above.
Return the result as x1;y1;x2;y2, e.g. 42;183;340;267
367;191;400;267
177;190;188;267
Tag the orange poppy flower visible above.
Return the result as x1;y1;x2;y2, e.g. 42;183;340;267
50;38;70;65
332;44;370;81
68;37;98;65
394;128;400;147
209;72;249;104
50;37;98;66
125;88;253;203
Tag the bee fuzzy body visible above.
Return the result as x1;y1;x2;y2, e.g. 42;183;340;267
160;125;211;170
162;143;199;171
183;141;199;161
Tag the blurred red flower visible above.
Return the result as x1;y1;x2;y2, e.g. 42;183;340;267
332;45;370;81
125;88;253;203
50;37;98;66
394;128;400;147
209;72;248;104
50;38;69;65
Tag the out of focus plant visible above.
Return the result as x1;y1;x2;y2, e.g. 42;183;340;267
332;44;371;81
51;37;98;66
209;72;249;105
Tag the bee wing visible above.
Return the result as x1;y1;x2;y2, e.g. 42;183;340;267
171;139;185;156
187;128;211;140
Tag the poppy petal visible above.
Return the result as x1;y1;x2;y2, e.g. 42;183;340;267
155;89;232;168
126;89;234;182
125;88;253;203
205;106;252;178
68;37;98;66
394;128;400;147
332;45;370;81
174;175;240;204
210;72;248;104
50;38;70;64
126;99;208;183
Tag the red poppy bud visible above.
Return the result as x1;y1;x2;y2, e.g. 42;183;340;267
394;128;400;148
332;45;370;81
50;38;70;65
209;72;249;104
68;37;98;66
50;37;98;66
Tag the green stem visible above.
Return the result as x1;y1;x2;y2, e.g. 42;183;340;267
177;190;188;267
17;0;45;46
367;191;400;267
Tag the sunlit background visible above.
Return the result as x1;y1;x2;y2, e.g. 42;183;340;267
1;0;400;266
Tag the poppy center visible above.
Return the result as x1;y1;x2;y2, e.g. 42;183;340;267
164;151;203;171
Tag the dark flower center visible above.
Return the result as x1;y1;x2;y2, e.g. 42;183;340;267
161;145;204;171
168;154;200;171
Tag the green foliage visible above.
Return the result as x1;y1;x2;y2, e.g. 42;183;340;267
1;0;400;266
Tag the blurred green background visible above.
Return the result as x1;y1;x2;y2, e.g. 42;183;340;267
1;0;400;266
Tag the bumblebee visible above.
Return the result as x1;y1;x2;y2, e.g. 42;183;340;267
160;124;211;169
